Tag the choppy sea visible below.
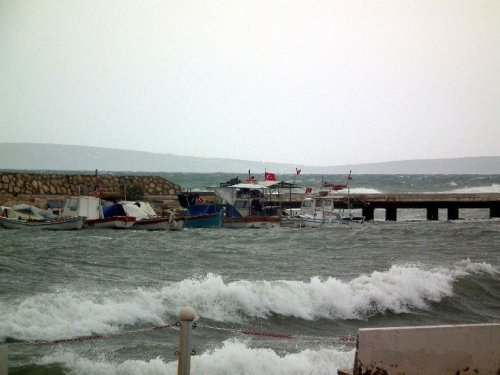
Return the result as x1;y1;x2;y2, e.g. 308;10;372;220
1;173;499;374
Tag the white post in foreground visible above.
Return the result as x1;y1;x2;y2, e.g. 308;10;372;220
177;306;196;375
0;344;7;375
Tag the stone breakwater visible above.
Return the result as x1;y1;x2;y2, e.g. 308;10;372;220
0;172;182;209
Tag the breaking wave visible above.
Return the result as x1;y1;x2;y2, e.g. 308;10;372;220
1;260;496;341
37;341;355;375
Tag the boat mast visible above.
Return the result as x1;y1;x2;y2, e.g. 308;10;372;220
347;170;352;218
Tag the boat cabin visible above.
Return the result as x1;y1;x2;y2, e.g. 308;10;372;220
62;196;102;220
215;183;280;218
299;196;340;219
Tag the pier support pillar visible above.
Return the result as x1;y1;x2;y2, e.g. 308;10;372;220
447;205;459;220
427;206;439;221
385;206;397;221
362;206;375;221
490;204;500;218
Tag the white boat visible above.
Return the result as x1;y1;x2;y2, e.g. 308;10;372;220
296;196;342;228
296;171;364;228
0;215;85;230
280;208;301;227
215;181;281;228
122;201;182;231
295;194;364;228
62;196;135;229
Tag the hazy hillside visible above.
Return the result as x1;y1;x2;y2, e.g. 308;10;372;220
1;143;499;174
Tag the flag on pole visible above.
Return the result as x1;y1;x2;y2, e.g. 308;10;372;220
348;170;352;180
296;168;301;175
264;171;276;181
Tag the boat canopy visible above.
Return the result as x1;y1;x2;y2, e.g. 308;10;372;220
102;204;127;218
12;204;56;220
121;201;158;220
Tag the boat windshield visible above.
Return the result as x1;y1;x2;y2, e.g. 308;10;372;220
302;199;312;208
315;199;332;207
234;200;248;209
66;198;79;211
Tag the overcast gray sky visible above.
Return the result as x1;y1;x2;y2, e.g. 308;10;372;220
1;0;498;166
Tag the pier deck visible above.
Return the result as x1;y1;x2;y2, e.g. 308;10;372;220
334;193;500;221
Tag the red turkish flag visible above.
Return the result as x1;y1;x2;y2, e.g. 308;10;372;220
264;172;276;181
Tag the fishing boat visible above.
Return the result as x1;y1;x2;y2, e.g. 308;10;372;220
215;181;281;228
0;215;86;230
295;194;364;228
296;171;364;228
62;196;135;229
280;208;301;227
121;201;181;231
177;192;224;228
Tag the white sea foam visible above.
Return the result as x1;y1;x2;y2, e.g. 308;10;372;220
445;183;500;193
1;260;496;341
39;341;355;375
40;350;175;375
157;259;497;321
346;187;382;194
0;287;167;341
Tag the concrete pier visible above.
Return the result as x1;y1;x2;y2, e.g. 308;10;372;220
329;193;500;221
338;323;500;375
273;193;500;221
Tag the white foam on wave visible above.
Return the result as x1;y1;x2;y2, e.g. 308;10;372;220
40;350;174;375
157;259;497;321
344;187;382;194
1;260;496;341
445;183;500;193
0;287;167;341
39;340;354;375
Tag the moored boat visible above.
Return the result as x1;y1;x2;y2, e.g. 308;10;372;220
62;196;135;229
296;172;364;227
121;201;180;231
215;181;281;228
177;192;223;228
132;216;171;230
0;215;86;230
87;215;136;229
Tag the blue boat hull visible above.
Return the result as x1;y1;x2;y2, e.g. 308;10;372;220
183;208;224;228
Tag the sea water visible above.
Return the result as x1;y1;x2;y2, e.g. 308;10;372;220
0;174;499;374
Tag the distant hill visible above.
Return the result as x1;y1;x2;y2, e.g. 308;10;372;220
0;143;499;174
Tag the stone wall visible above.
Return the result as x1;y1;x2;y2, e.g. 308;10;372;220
0;172;182;209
